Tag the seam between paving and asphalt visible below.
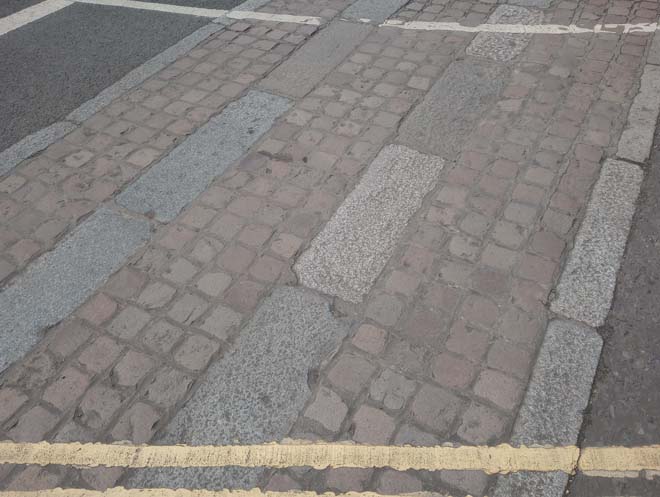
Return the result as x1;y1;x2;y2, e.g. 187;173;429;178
492;19;660;497
0;0;274;176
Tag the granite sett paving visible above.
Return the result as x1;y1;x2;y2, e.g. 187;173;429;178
0;0;659;495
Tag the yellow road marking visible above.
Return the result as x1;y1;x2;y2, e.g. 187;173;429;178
0;490;463;497
1;442;659;474
0;442;578;474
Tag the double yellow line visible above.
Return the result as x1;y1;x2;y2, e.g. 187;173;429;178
0;442;659;496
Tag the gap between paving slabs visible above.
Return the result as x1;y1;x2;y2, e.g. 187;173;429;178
494;21;660;497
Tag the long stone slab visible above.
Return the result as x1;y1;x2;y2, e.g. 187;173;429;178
492;319;603;497
341;0;409;23
117;90;290;222
466;5;543;63
617;64;660;164
0;208;150;372
259;21;371;98
294;145;444;303
127;286;350;489
0;120;76;176
398;60;507;159
551;159;643;328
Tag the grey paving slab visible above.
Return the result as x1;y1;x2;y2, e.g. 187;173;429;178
0;208;150;373
508;0;552;8
492;319;603;497
341;0;409;23
466;5;543;63
127;286;350;490
617;64;660;164
0;120;76;176
117;91;290;222
397;60;508;159
295;145;444;303
0;2;207;152
259;21;371;98
551;159;643;328
646;30;660;66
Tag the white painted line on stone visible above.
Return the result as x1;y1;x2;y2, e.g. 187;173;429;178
72;0;321;24
617;64;660;164
117;91;290;222
0;0;71;37
493;319;603;497
0;208;150;373
551;159;643;328
72;0;227;17
466;5;543;63
381;19;659;34
295;145;444;303
225;11;322;25
128;286;349;490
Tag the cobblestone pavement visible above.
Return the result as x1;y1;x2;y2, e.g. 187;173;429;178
0;0;659;495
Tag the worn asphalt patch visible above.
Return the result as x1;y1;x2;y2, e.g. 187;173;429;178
551;159;643;328
117;90;290;222
397;60;507;158
126;286;350;490
259;21;371;98
295;145;444;303
0;208;150;372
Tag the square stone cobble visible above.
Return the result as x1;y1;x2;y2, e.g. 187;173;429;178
0;18;315;285
0;0;653;491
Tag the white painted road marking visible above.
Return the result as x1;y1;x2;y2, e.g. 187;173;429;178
72;0;322;23
0;0;71;37
73;0;228;18
381;19;660;34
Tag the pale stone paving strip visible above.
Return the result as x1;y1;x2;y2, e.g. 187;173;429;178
0;19;317;286
0;9;450;490
397;60;507;158
465;5;543;63
117;91;291;222
617;64;660;163
341;0;410;24
0;208;150;372
259;21;371;98
550;159;644;328
295;145;444;303
128;287;349;490
0;0;659;494
492;320;603;497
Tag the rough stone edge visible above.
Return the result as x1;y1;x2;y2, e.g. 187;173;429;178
66;22;224;124
616;64;660;163
492;319;603;497
0;120;76;176
0;0;277;175
549;158;644;327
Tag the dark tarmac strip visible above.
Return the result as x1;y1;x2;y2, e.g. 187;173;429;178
0;0;244;152
567;121;660;496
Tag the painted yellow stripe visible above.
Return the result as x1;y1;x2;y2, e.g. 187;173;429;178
0;442;659;475
0;489;459;497
0;442;578;474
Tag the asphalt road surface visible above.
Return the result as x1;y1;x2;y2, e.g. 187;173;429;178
567;121;660;495
0;0;244;152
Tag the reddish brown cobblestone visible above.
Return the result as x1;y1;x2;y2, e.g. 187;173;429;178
1;0;658;494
